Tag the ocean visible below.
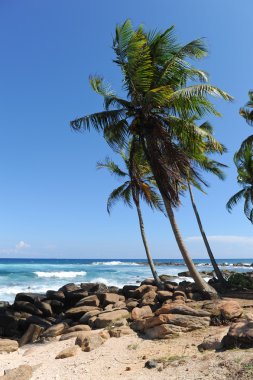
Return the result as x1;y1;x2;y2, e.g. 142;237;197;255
0;258;252;303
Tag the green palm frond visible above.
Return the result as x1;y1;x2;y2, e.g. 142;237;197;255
226;189;246;212
70;109;126;132
97;157;127;178
107;182;132;214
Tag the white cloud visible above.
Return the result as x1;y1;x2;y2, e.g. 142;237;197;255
186;235;253;244
15;240;30;250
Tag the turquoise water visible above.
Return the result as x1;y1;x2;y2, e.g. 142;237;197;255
0;258;252;302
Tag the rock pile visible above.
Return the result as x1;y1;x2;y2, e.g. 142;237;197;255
0;279;244;351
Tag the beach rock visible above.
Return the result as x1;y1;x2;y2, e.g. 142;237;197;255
65;325;91;333
202;301;221;317
160;314;210;330
100;293;120;306
126;300;139;311
157;291;173;302
222;321;253;349
109;326;133;338
75;334;104;352
80;283;98;292
141;278;155;286
65;306;100;320
131;306;153;320
108;286;120;294
132;285;158;299
64;290;89;307
46;290;65;302
220;300;243;320
55;346;79;359
94;309;129;328
145;360;158;369
44;300;64;314
155;304;211;317
0;365;32;380
122;285;138;298
0;302;10;309
59;283;80;294
42;322;68;337
59;330;93;341
79;309;101;324
34;301;53;317
75;295;100;307
0;339;19;353
99;330;110;340
0;313;19;337
113;301;126;309
15;293;46;304
141;291;157;306
198;336;222;351
144;324;186;339
13;301;43;316
173;290;187;301
22;315;52;330
19;324;43;347
89;283;109;294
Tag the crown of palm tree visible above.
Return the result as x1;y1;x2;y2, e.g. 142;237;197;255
71;20;232;207
227;144;253;223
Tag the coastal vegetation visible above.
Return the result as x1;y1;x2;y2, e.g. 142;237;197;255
71;20;232;297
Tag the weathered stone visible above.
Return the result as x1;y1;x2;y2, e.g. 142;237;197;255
108;286;120;294
15;293;46;304
75;295;100;307
34;301;53;317
144;324;186;339
65;290;89;307
122;285;138;298
75;334;104;351
198;336;222;351
219;301;243;320
42;322;68;337
65;325;91;333
46;290;65;302
59;283;80;293
0;365;32;380
132;285;158;299
113;301;126;309
60;330;93;341
0;339;19;353
141;278;155;286
55;346;79;359
94;309;129;328
202;301;221;317
19;324;43;347
44;300;64;314
22;315;52;330
104;304;113;311
99;330;110;340
173;290;187;300
157;290;173;302
155;304;211;317
89;283;108;294
0;313;19;337
141;291;157;306
126;300;139;311
65;306;100;320
109;326;133;338
160;314;210;330
13;301;43;316
100;293;120;306
222;321;253;349
79;309;101;324
131;306;153;320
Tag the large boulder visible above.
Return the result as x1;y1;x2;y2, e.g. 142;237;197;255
42;322;68;338
155;304;210;317
79;310;101;324
46;290;65;302
13;301;42;316
19;324;43;347
65;306;100;320
219;301;243;320
131;285;158;299
75;295;100;307
100;293;120;307
94;309;129;328
222;321;253;349
131;306;153;320
64;325;91;333
15;293;46;304
0;339;19;353
141;291;157;306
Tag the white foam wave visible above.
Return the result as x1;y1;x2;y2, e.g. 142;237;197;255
91;261;139;266
34;271;87;278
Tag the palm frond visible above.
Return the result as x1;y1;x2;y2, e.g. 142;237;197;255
107;182;132;214
226;189;246;212
97;157;128;178
70;109;126;132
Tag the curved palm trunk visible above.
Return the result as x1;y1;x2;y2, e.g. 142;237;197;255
133;198;163;289
188;183;226;285
162;197;218;298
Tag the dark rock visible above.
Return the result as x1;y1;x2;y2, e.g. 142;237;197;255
122;285;138;298
19;324;43;347
75;295;100;307
59;283;80;294
222;321;253;349
44;299;64;314
34;301;53;317
145;360;158;369
15;293;46;304
46;290;65;302
13;301;43;316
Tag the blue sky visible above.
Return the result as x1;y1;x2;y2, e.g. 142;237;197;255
1;0;253;259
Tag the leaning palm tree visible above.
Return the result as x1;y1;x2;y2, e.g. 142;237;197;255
71;20;232;297
97;145;164;287
186;122;227;284
227;143;253;223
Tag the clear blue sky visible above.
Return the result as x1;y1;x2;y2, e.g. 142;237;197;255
1;0;253;259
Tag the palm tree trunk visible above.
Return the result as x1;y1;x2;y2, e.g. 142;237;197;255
188;183;226;285
133;198;163;289
162;196;218;298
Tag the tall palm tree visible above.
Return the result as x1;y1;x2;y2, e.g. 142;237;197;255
71;20;232;297
239;90;253;151
227;144;253;223
97;145;164;287
185;121;227;284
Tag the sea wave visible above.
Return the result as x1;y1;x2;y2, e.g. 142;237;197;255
34;271;87;278
91;261;139;266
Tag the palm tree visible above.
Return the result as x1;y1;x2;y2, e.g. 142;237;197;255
97;145;164;287
185;122;227;284
239;90;253;151
71;20;232;297
227;144;253;223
